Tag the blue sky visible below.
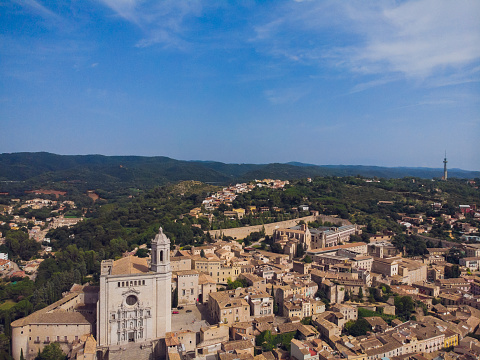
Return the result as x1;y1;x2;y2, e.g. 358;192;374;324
1;0;479;170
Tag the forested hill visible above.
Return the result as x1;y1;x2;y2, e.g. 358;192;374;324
0;152;478;192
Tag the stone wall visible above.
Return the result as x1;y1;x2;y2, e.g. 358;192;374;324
207;215;351;240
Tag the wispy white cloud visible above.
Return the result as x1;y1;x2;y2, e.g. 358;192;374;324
391;89;479;111
10;0;70;30
349;76;402;94
97;0;140;24
13;0;62;20
98;0;203;48
264;87;309;104
252;0;480;85
346;0;480;78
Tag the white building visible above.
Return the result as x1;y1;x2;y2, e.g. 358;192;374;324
11;228;174;360
96;227;172;357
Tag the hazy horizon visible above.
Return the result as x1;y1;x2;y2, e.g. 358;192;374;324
1;151;478;172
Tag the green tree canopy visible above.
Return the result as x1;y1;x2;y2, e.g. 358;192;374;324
35;343;66;360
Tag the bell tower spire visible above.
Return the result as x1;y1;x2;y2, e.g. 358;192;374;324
151;227;170;273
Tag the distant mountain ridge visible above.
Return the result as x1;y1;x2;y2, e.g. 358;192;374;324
0;152;478;191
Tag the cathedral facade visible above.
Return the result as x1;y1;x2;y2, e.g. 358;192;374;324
11;227;172;360
96;227;172;357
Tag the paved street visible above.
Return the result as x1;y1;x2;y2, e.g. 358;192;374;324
171;304;210;332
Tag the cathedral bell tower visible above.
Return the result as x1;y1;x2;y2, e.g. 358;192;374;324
151;227;172;339
151;227;171;273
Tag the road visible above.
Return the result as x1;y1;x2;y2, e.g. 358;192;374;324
171;303;210;332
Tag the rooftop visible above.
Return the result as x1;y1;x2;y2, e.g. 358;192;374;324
111;256;149;275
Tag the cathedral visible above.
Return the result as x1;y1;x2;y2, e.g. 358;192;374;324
97;227;172;358
11;227;172;360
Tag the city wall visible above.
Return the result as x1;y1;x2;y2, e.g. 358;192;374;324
207;214;351;240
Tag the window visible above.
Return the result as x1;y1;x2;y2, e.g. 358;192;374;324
126;295;138;306
160;250;163;262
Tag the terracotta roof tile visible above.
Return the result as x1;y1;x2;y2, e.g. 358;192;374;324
111;256;149;275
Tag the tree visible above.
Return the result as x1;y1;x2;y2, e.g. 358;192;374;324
109;238;128;257
357;287;363;301
172;287;178;308
303;255;312;263
200;249;206;258
445;264;461;278
35;343;66;360
394;296;415;321
361;233;370;242
270;243;283;254
227;278;248;290
349;234;362;243
136;248;149;258
432;298;441;305
5;230;41;260
392;234;427;257
417;300;428;316
296;243;305;258
256;330;274;352
368;287;383;302
0;333;11;359
271;285;279;315
301;317;312;325
344;318;372;336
